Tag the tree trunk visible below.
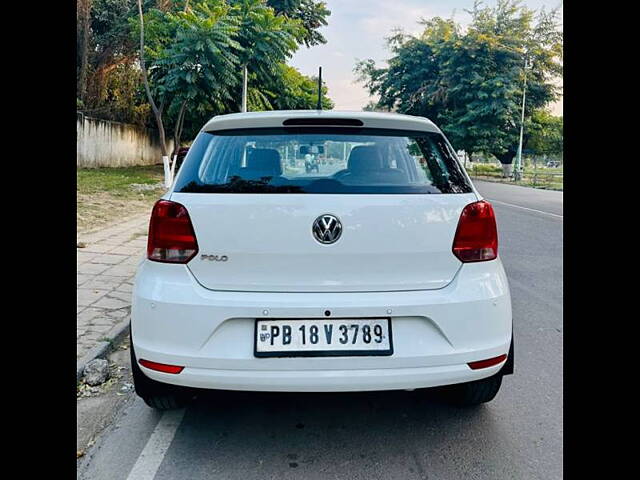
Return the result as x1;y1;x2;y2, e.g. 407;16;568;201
493;150;516;178
77;0;92;103
170;100;188;182
137;0;170;187
501;163;513;178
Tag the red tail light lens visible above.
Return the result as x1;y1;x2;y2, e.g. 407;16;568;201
468;354;507;370
452;200;498;262
147;200;198;263
138;359;184;374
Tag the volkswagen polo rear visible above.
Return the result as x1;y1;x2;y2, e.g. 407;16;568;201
130;111;513;410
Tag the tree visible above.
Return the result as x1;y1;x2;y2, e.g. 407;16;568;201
453;0;562;172
265;64;333;110
137;0;171;186
355;0;562;175
78;0;335;171
527;110;563;160
79;0;150;123
136;0;241;187
77;0;93;103
229;0;303;112
78;1;209;125
356;21;457;119
267;0;330;47
154;2;241;175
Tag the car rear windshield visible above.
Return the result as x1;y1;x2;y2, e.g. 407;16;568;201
174;127;472;194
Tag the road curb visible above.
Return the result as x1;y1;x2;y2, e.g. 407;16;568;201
77;318;131;382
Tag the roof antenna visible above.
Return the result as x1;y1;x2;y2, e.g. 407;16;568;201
316;66;323;110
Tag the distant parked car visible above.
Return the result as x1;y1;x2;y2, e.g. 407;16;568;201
546;160;561;168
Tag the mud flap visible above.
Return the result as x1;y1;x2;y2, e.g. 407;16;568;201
500;335;514;376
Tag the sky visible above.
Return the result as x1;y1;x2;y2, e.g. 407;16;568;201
289;0;563;115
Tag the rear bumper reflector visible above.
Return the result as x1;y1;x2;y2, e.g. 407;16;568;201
467;354;508;370
139;359;184;374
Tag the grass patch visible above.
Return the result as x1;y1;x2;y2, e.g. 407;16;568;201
77;165;165;233
467;163;563;191
77;165;164;195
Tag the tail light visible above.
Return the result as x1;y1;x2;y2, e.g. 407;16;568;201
138;359;184;374
452;200;498;262
468;354;507;370
147;200;198;263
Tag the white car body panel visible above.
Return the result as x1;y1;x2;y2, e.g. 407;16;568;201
175;192;477;293
132;259;511;392
131;110;512;393
201;110;441;134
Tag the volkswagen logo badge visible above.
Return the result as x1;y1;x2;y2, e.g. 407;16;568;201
312;214;342;244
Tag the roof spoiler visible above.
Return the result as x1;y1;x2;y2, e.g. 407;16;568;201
282;118;364;127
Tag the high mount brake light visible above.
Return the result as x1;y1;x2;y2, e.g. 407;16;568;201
452;200;498;263
147;200;198;263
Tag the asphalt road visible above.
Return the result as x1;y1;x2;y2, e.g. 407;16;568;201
78;180;563;480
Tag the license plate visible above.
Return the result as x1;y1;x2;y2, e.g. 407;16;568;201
254;318;393;357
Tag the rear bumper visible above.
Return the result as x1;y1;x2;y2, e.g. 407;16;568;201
131;259;512;392
141;363;506;392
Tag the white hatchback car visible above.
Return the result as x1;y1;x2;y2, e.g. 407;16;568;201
131;110;513;410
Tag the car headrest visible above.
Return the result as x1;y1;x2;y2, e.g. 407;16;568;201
347;145;383;172
246;148;282;176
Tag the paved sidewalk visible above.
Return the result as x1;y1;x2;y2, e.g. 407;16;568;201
77;213;149;360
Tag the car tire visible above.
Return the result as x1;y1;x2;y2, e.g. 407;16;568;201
442;373;503;407
141;392;188;411
130;341;193;410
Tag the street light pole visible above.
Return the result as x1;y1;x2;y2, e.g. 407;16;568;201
514;56;532;181
241;65;248;113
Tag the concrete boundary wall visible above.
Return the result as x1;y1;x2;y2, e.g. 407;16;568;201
77;113;173;168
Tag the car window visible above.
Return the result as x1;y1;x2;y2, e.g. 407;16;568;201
175;127;472;194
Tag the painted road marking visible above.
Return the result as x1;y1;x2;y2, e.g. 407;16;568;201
126;408;186;480
487;199;563;219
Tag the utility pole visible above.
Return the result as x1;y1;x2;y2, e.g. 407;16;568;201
241;65;248;113
514;56;532;182
316;66;323;110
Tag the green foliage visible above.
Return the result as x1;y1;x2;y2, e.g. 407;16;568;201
78;0;152;124
468;162;563;191
79;0;334;141
267;0;331;47
470;163;502;175
77;165;164;195
355;0;562;165
100;62;151;124
362;101;377;112
90;0;140;55
134;0;307;115
264;64;334;110
230;0;304;80
527;110;563;157
152;2;242;105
